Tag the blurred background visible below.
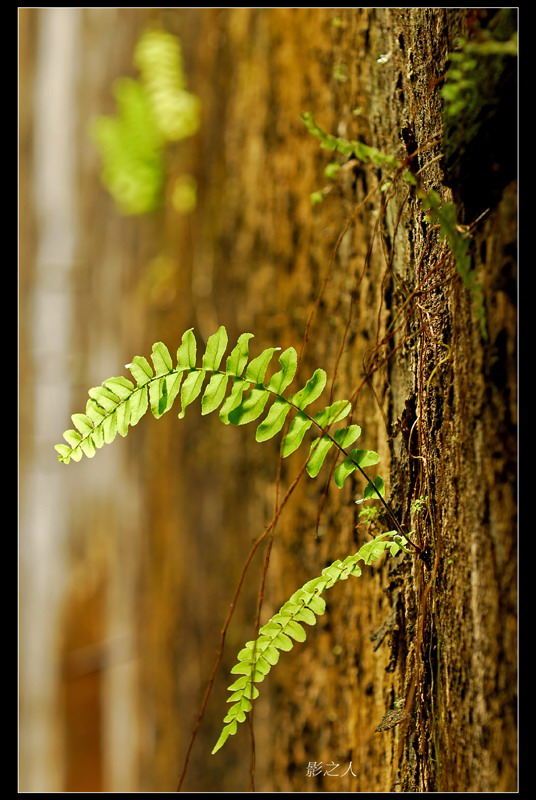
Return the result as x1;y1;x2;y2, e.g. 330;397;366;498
19;7;358;791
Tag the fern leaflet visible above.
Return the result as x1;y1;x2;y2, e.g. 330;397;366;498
211;531;411;754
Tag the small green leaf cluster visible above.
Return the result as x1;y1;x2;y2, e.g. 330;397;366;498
301;112;400;204
301;113;423;205
358;505;382;524
92;27;200;216
411;496;428;516
134;28;201;142
442;34;517;121
442;43;479;121
92;77;165;215
302;112;400;170
419;189;487;339
55;327;381;493
212;531;410;754
355;476;385;523
419;190;471;282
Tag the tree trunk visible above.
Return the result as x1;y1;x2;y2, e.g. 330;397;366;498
177;7;516;792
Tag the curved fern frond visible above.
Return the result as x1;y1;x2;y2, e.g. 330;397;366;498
54;326;383;494
301;111;401;170
211;531;411;754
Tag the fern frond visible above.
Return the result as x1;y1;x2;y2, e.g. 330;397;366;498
302;114;488;339
418;189;487;339
211;532;411;754
301;111;401;170
55;326;382;493
134;28;201;142
92;77;165;215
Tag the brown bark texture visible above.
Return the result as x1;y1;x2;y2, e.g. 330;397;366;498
20;7;516;793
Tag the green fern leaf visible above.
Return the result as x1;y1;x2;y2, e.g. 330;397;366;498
251;655;272;676
334;424;361;448
352;449;380;467
201;373;229;416
305;593;326;615
334;448;380;488
85;398;106;425
102;412;118;445
103;376;136;399
228;388;270;426
80;436;97;459
219;378;251;424
244;347;281;384
261;645;281;666
128;356;154;387
255;397;291;442
227;685;259;702
314;399;351;427
230;660;254;676
149;377;165;418
266;347;298;393
87;385;121;413
54;443;72;462
225;332;254;376
164;372;183;412
202;326;228;371
236;642;256;661
227;675;256;692
151;341;173;374
212;531;408;754
179;369;206;419
115;399;131;436
291;368;327;410
270;630;293;651
282;619;307;642
127;386;149;426
61;432;83;461
293;606;317;626
333;458;356;488
63;429;83;449
363;476;385;500
281;411;313;457
71;413;95;437
149;372;183;419
306;426;364;480
177;328;197;369
306;435;334;477
212;723;236;755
